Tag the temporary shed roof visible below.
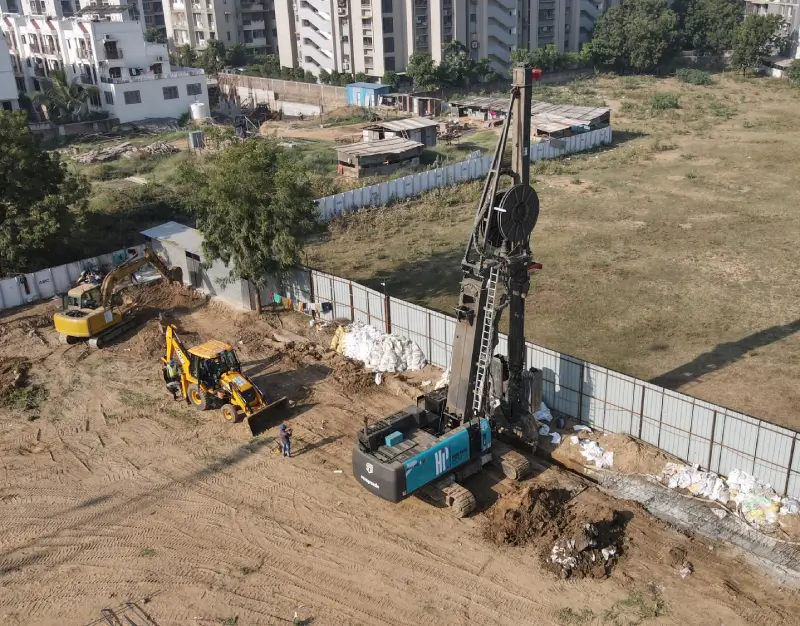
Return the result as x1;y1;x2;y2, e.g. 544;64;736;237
347;82;389;90
141;221;203;256
448;97;611;125
367;117;439;132
336;137;424;158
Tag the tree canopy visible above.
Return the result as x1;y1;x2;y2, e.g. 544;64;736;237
144;28;167;44
34;69;100;123
0;111;89;276
731;14;786;75
788;59;800;85
174;44;197;68
381;70;398;90
178;138;318;298
586;0;679;71
509;44;588;73
674;0;741;55
406;52;441;91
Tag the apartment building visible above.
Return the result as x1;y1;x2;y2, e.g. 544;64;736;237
0;0;79;17
164;0;279;56
79;0;168;36
1;15;208;122
0;28;19;108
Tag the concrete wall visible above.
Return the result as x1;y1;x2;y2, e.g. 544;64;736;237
216;73;348;112
104;71;208;123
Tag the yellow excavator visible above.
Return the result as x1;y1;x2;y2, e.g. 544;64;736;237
53;248;182;348
162;323;289;434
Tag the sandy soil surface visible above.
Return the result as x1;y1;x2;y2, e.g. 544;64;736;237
0;291;797;626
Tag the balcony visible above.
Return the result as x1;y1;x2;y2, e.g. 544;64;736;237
240;1;264;8
80;73;94;84
243;19;266;28
104;48;124;60
43;44;59;55
76;47;93;60
100;67;205;84
172;0;185;7
34;66;45;77
29;43;41;54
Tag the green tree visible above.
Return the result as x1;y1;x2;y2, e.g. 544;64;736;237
439;40;473;86
788;58;800;85
731;13;786;75
354;71;370;83
675;0;741;54
144;28;167;44
381;70;398;89
226;42;247;67
586;0;678;71
406;52;440;91
179;138;318;309
175;44;197;67
0;111;89;276
319;68;332;84
34;69;100;122
198;40;227;75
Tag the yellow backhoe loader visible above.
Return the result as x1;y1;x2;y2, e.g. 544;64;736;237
162;323;289;435
53;248;182;348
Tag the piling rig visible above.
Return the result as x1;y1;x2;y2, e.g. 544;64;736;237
352;66;544;516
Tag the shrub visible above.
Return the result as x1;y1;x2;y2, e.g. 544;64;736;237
651;92;680;110
788;59;800;86
676;68;712;85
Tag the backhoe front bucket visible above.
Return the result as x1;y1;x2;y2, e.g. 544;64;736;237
246;395;290;436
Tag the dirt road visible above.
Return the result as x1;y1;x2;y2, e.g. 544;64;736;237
0;296;796;626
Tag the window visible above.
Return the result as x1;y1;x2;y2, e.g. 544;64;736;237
20;35;25;44
124;90;141;104
163;85;179;99
384;56;395;71
104;90;114;105
33;79;40;91
227;31;231;40
196;31;205;42
210;31;216;39
187;82;202;96
384;37;394;53
224;12;229;22
382;16;393;33
89;91;101;107
381;0;392;11
470;13;476;22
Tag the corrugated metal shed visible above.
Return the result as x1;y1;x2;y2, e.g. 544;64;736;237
369;117;439;132
448;98;611;126
336;137;424;157
141;221;203;255
346;83;391;107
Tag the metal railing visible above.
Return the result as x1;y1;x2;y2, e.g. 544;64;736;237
100;68;204;84
104;48;123;59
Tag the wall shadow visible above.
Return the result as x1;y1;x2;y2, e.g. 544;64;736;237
651;318;800;389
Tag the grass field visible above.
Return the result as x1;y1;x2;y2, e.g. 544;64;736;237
305;72;800;430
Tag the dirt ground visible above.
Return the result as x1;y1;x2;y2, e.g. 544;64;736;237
0;295;798;626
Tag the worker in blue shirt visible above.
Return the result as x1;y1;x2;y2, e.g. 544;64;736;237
279;424;293;458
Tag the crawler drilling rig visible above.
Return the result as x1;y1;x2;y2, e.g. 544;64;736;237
352;66;544;516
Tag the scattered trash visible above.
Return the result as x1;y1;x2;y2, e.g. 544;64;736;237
573;425;592;433
434;367;450;390
679;560;694;578
579;441;614;469
534;402;553;423
538;424;550;437
712;509;727;519
71;140;179;164
421;380;432;387
570;435;580;445
550;432;562;445
549;522;621;579
333;470;343;474
374;372;383;385
657;463;799;533
555;416;565;429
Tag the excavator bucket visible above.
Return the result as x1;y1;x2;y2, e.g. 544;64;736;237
246;395;290;436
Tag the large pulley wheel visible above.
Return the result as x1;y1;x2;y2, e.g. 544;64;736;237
496;184;540;245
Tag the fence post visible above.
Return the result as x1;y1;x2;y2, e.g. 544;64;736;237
577;362;585;424
384;295;392;335
706;410;718;471
637;385;646;440
308;269;316;320
784;436;797;496
348;281;355;322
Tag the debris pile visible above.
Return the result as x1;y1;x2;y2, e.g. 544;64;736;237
71;140;179;164
579;440;614;470
331;323;427;373
656;463;800;532
484;485;627;579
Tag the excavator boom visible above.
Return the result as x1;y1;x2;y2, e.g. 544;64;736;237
100;248;183;309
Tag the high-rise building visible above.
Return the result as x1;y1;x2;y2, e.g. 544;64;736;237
0;29;19;109
164;0;280;57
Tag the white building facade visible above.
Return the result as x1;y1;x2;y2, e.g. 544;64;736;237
0;15;208;122
0;29;19;109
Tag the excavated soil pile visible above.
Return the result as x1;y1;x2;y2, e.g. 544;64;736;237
132;282;207;313
129;321;167;360
280;341;373;396
551;432;675;476
0;310;54;347
484;486;627;579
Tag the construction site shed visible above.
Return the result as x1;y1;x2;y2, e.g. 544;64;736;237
335;137;424;178
346;82;391;107
141;221;252;310
363;117;439;147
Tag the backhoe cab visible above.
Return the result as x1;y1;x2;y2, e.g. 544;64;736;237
163;325;288;435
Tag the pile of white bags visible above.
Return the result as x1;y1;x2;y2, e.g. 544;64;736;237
340;322;427;373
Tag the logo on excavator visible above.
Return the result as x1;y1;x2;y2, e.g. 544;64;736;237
434;447;450;476
366;463;374;474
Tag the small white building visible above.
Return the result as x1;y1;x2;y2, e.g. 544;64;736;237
0;15;208;123
0;28;18;110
